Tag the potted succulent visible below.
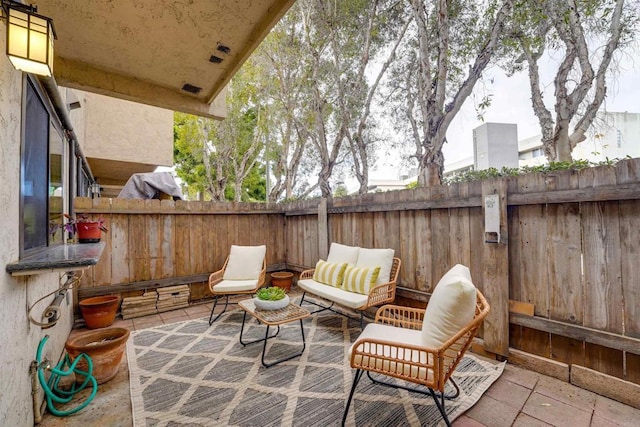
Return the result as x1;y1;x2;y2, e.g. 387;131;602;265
254;286;290;311
64;214;108;243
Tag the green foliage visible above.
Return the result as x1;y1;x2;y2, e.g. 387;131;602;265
333;184;349;198
443;159;623;184
405;181;418;189
255;286;286;301
173;65;267;202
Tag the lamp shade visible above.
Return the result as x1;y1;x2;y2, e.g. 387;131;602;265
6;4;55;76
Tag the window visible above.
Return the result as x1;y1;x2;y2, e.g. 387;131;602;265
21;76;67;254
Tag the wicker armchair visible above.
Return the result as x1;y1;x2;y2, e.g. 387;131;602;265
342;287;490;427
208;245;266;325
299;257;401;328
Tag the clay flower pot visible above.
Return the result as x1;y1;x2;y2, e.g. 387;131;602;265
271;271;294;292
65;327;130;384
79;295;121;329
76;221;103;243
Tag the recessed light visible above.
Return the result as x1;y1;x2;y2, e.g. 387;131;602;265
181;83;202;94
209;55;223;64
217;45;231;54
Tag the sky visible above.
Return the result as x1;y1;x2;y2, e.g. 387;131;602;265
370;46;640;180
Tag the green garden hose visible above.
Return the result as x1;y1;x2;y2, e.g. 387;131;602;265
36;335;98;416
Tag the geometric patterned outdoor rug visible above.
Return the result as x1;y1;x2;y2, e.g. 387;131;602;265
127;303;505;427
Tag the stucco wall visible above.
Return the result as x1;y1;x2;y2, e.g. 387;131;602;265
0;32;75;425
76;91;174;166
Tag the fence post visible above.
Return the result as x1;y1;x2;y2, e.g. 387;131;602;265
318;198;329;260
481;178;509;357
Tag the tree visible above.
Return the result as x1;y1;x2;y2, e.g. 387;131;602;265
253;11;313;201
174;113;230;201
263;0;406;198
388;0;514;186
173;68;266;202
509;0;636;162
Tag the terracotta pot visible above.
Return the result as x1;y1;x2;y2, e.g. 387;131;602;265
79;295;121;329
65;327;130;384
77;221;102;243
271;271;294;292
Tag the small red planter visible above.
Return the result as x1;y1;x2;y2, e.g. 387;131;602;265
76;222;103;243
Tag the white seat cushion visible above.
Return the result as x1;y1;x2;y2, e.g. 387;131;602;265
356;248;394;285
223;245;266;280
298;279;368;309
212;279;259;293
350;323;433;381
327;242;360;266
421;264;477;348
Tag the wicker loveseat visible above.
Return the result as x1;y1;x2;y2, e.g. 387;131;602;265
297;243;401;328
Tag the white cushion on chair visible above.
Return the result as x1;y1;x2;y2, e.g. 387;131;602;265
421;264;477;348
298;278;368;309
223;245;266;280
356;248;394;285
212;279;260;293
327;243;360;266
349;323;433;381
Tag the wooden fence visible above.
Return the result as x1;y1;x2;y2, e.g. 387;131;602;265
76;158;640;391
75;198;286;301
283;159;640;389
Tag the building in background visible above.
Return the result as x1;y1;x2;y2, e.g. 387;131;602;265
447;113;640;177
473;123;519;171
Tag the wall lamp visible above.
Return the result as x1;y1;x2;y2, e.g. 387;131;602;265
2;0;56;76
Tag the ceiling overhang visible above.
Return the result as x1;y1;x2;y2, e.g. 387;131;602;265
34;0;296;119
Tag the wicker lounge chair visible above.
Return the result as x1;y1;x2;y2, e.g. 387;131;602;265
342;264;490;426
208;245;266;325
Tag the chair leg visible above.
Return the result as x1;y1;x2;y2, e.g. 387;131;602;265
341;369;363;427
299;292;306;307
428;387;452;427
208;295;229;325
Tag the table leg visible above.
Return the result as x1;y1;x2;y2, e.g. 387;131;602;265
239;313;280;346
260;319;306;368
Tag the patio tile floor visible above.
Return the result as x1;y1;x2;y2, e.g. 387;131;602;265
39;298;640;427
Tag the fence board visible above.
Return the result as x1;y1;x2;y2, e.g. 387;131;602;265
430;209;450;287
91;211;112;287
618;201;640;339
449;206;471;269
515;174;550;358
190;214;205;274
580;167;624;378
147;213;175;279
414;209;432;292
303;215;313;268
399;209;416;289
110;212;130;284
481;179;509;357
128;210;150;281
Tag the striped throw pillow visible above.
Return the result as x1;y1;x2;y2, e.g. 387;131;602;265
313;260;348;287
341;265;381;295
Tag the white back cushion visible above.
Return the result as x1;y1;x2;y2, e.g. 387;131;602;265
223;245;266;280
327;242;360;266
356;248;395;285
421;264;477;348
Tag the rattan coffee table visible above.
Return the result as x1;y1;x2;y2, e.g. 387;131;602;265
238;299;311;367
